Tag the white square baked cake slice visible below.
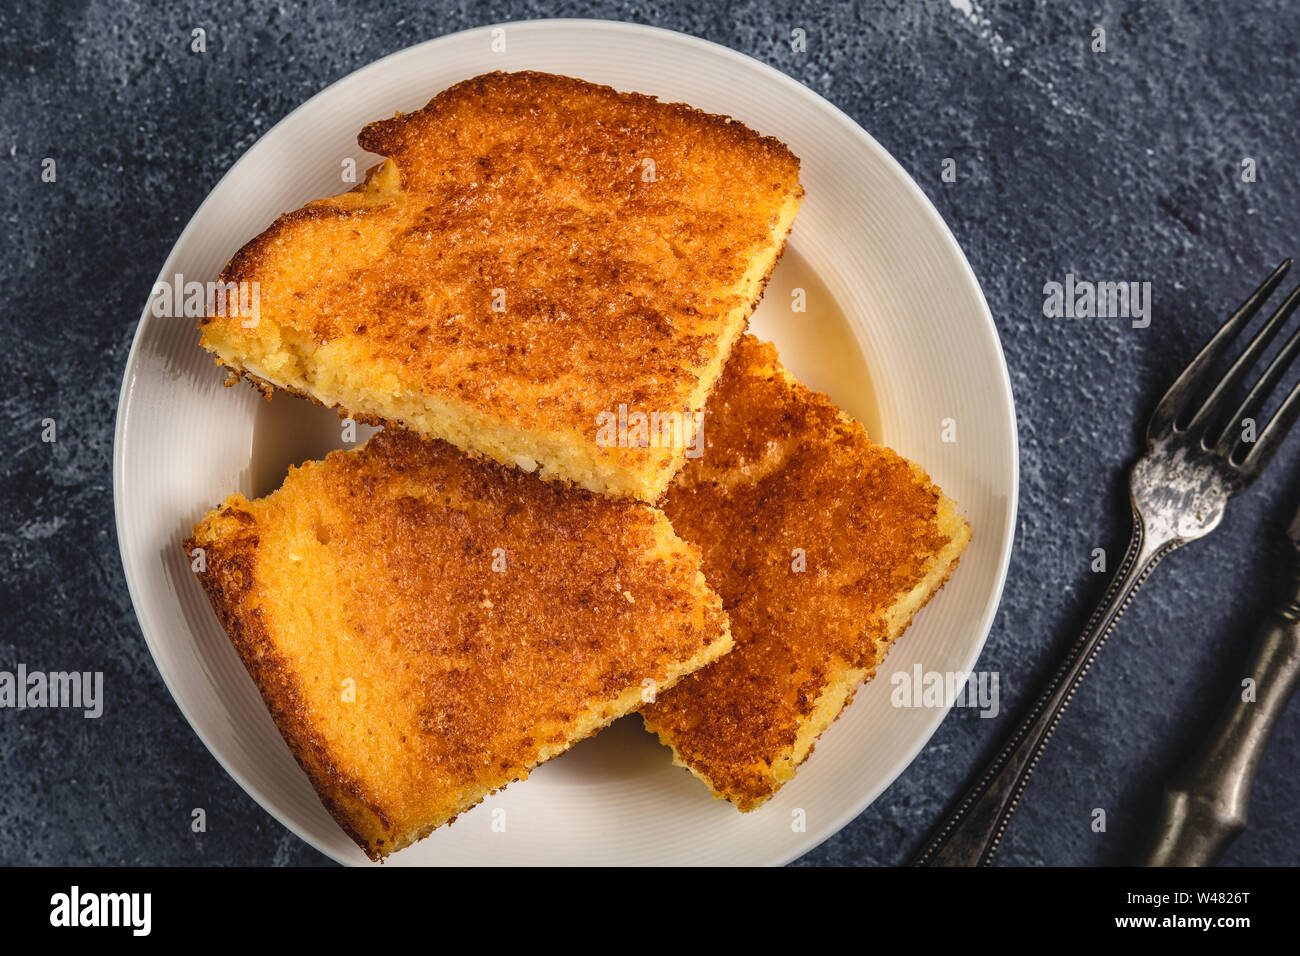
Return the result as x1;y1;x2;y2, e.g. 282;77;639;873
641;335;971;810
186;427;732;860
199;71;803;502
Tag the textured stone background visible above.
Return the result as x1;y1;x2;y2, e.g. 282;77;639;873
2;0;1298;866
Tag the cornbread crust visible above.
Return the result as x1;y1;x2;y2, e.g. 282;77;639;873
185;428;731;860
640;336;971;810
200;71;804;501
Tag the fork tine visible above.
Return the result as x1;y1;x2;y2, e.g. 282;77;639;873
1147;259;1293;441
1188;281;1300;442
1212;282;1300;454
1236;377;1300;479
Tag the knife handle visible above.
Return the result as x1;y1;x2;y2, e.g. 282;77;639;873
1140;568;1300;866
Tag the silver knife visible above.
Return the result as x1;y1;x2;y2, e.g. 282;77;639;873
1139;500;1300;866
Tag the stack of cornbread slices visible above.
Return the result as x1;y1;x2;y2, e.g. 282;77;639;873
186;71;970;861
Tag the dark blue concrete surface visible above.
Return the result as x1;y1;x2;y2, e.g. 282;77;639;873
1;0;1297;865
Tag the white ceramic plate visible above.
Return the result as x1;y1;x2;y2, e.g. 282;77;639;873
114;19;1017;866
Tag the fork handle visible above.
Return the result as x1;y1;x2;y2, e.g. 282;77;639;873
913;511;1176;865
1138;567;1300;866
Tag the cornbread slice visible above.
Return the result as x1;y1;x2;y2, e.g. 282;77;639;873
200;71;803;502
185;427;731;860
640;336;971;810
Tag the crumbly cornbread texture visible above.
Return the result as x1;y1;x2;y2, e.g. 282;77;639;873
185;427;732;859
200;71;803;502
640;335;971;810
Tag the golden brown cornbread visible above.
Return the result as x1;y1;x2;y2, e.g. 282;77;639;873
640;336;971;810
185;427;731;860
200;71;803;501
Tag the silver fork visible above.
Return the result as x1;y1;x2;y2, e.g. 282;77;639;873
913;259;1300;866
